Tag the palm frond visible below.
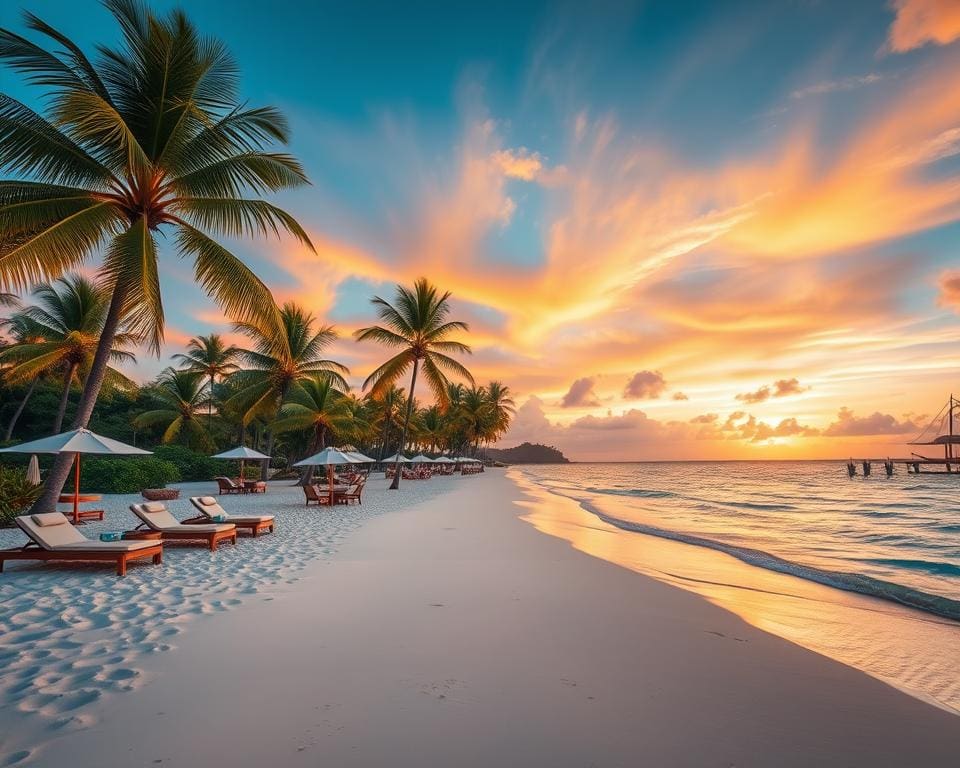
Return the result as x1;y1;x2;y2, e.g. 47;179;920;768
175;221;280;328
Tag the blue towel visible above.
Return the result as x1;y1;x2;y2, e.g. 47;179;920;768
211;514;228;523
100;531;123;542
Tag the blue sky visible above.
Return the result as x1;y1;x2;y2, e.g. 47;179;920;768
4;0;960;459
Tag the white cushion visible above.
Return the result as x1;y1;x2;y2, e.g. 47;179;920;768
51;540;157;552
18;514;86;549
32;512;68;527
198;496;217;506
142;501;167;513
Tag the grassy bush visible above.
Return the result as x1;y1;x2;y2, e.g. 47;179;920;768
0;467;43;527
151;445;221;482
72;457;180;494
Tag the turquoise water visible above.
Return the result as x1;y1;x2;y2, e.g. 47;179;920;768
520;462;960;621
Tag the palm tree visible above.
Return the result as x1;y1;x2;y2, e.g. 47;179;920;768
229;302;349;479
485;381;516;444
0;3;311;512
355;278;473;489
415;404;447;454
273;376;352;484
172;333;240;428
460;385;493;456
370;384;405;461
133;368;211;450
0;275;136;433
0;292;19;308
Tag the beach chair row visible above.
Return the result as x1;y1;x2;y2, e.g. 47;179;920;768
0;497;275;577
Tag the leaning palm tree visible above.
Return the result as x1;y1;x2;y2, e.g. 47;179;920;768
229;302;349;478
133;368;211;450
0;2;311;512
0;275;136;433
355;278;473;489
172;333;240;428
273;375;352;485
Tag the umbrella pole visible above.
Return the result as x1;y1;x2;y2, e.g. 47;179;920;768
328;464;334;506
73;453;81;525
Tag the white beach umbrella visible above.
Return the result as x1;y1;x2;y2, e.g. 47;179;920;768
432;456;454;464
410;454;433;464
0;428;150;523
26;455;41;485
346;451;377;463
211;445;272;482
293;447;362;504
381;453;412;463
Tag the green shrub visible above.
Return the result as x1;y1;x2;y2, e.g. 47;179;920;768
0;467;43;527
152;445;221;482
74;457;180;494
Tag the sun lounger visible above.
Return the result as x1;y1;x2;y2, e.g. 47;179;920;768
216;476;245;495
129;502;237;551
0;512;162;576
303;484;331;506
187;496;274;536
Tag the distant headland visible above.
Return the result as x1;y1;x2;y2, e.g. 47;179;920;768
485;443;570;464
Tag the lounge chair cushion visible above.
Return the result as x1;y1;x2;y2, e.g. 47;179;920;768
51;540;158;552
223;515;274;523
18;514;86;549
197;496;218;506
142;502;167;513
32;512;69;527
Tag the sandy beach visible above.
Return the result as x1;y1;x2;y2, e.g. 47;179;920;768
2;469;957;767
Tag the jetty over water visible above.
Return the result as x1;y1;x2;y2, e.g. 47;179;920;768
847;395;960;476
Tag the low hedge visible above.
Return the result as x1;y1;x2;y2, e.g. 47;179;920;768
151;445;221;482
72;457;180;494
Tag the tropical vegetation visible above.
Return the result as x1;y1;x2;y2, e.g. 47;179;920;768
355;278;473;488
0;0;311;512
0;4;516;500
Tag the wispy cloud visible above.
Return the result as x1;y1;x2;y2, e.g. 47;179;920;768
791;73;883;100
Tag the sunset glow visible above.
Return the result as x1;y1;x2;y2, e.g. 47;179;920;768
6;0;960;460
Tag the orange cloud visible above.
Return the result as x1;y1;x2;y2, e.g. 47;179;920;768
887;0;960;52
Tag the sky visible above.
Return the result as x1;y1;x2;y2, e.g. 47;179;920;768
4;0;960;460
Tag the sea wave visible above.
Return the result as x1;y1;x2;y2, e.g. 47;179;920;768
524;469;960;622
579;501;960;622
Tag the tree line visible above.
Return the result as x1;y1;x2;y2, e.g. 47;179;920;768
0;2;512;504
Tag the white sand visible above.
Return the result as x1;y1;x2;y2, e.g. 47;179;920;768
0;475;458;766
3;470;960;766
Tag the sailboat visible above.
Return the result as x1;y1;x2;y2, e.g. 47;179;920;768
907;394;960;473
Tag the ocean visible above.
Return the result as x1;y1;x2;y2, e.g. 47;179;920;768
514;461;960;713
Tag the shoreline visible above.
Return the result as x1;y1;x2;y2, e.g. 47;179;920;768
512;468;960;715
6;469;959;766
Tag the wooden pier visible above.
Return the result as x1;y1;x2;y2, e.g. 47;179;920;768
846;458;960;476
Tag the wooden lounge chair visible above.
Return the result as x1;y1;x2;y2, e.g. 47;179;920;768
129;502;237;551
187;496;275;536
336;481;364;505
216;476;244;495
0;512;162;576
303;484;331;506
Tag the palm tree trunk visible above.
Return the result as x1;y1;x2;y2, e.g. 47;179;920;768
378;406;390;462
208;373;215;431
260;429;274;481
52;362;77;434
390;358;419;490
4;379;37;441
29;284;130;514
